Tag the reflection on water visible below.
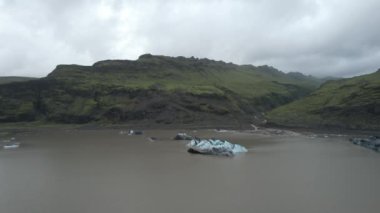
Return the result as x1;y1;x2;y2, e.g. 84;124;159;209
0;129;379;213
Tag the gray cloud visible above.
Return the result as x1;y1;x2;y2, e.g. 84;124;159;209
0;0;379;77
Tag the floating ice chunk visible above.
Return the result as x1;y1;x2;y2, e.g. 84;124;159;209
351;136;380;152
174;133;193;140
3;142;20;149
128;130;143;135
187;139;247;157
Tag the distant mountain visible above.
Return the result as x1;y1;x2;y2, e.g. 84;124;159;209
267;69;380;130
0;76;37;84
0;54;321;126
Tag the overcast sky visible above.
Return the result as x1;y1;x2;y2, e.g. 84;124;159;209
1;0;380;77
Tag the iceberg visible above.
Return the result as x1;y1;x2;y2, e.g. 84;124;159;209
187;138;248;157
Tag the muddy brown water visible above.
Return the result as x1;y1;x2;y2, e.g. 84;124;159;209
0;129;379;213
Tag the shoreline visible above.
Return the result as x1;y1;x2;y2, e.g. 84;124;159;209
0;121;378;139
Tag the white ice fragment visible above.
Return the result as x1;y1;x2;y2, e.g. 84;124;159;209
187;139;247;156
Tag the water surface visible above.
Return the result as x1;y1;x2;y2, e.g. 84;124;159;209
0;129;379;213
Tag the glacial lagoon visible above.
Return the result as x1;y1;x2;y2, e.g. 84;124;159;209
0;129;379;213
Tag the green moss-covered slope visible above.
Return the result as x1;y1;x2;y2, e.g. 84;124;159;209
0;54;321;126
0;76;37;84
267;69;380;130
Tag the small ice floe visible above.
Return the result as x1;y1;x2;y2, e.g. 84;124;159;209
128;130;143;135
174;133;193;140
147;137;157;142
3;142;20;150
2;137;20;150
350;136;380;152
187;138;248;157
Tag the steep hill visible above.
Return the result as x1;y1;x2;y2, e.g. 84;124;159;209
267;69;380;130
0;54;321;126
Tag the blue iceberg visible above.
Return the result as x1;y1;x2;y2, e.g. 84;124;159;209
187;138;248;156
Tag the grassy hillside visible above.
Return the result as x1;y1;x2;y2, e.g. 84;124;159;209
267;70;380;130
0;54;321;126
0;76;37;84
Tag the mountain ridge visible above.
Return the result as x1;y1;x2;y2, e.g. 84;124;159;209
0;54;321;126
0;76;37;84
267;70;380;130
